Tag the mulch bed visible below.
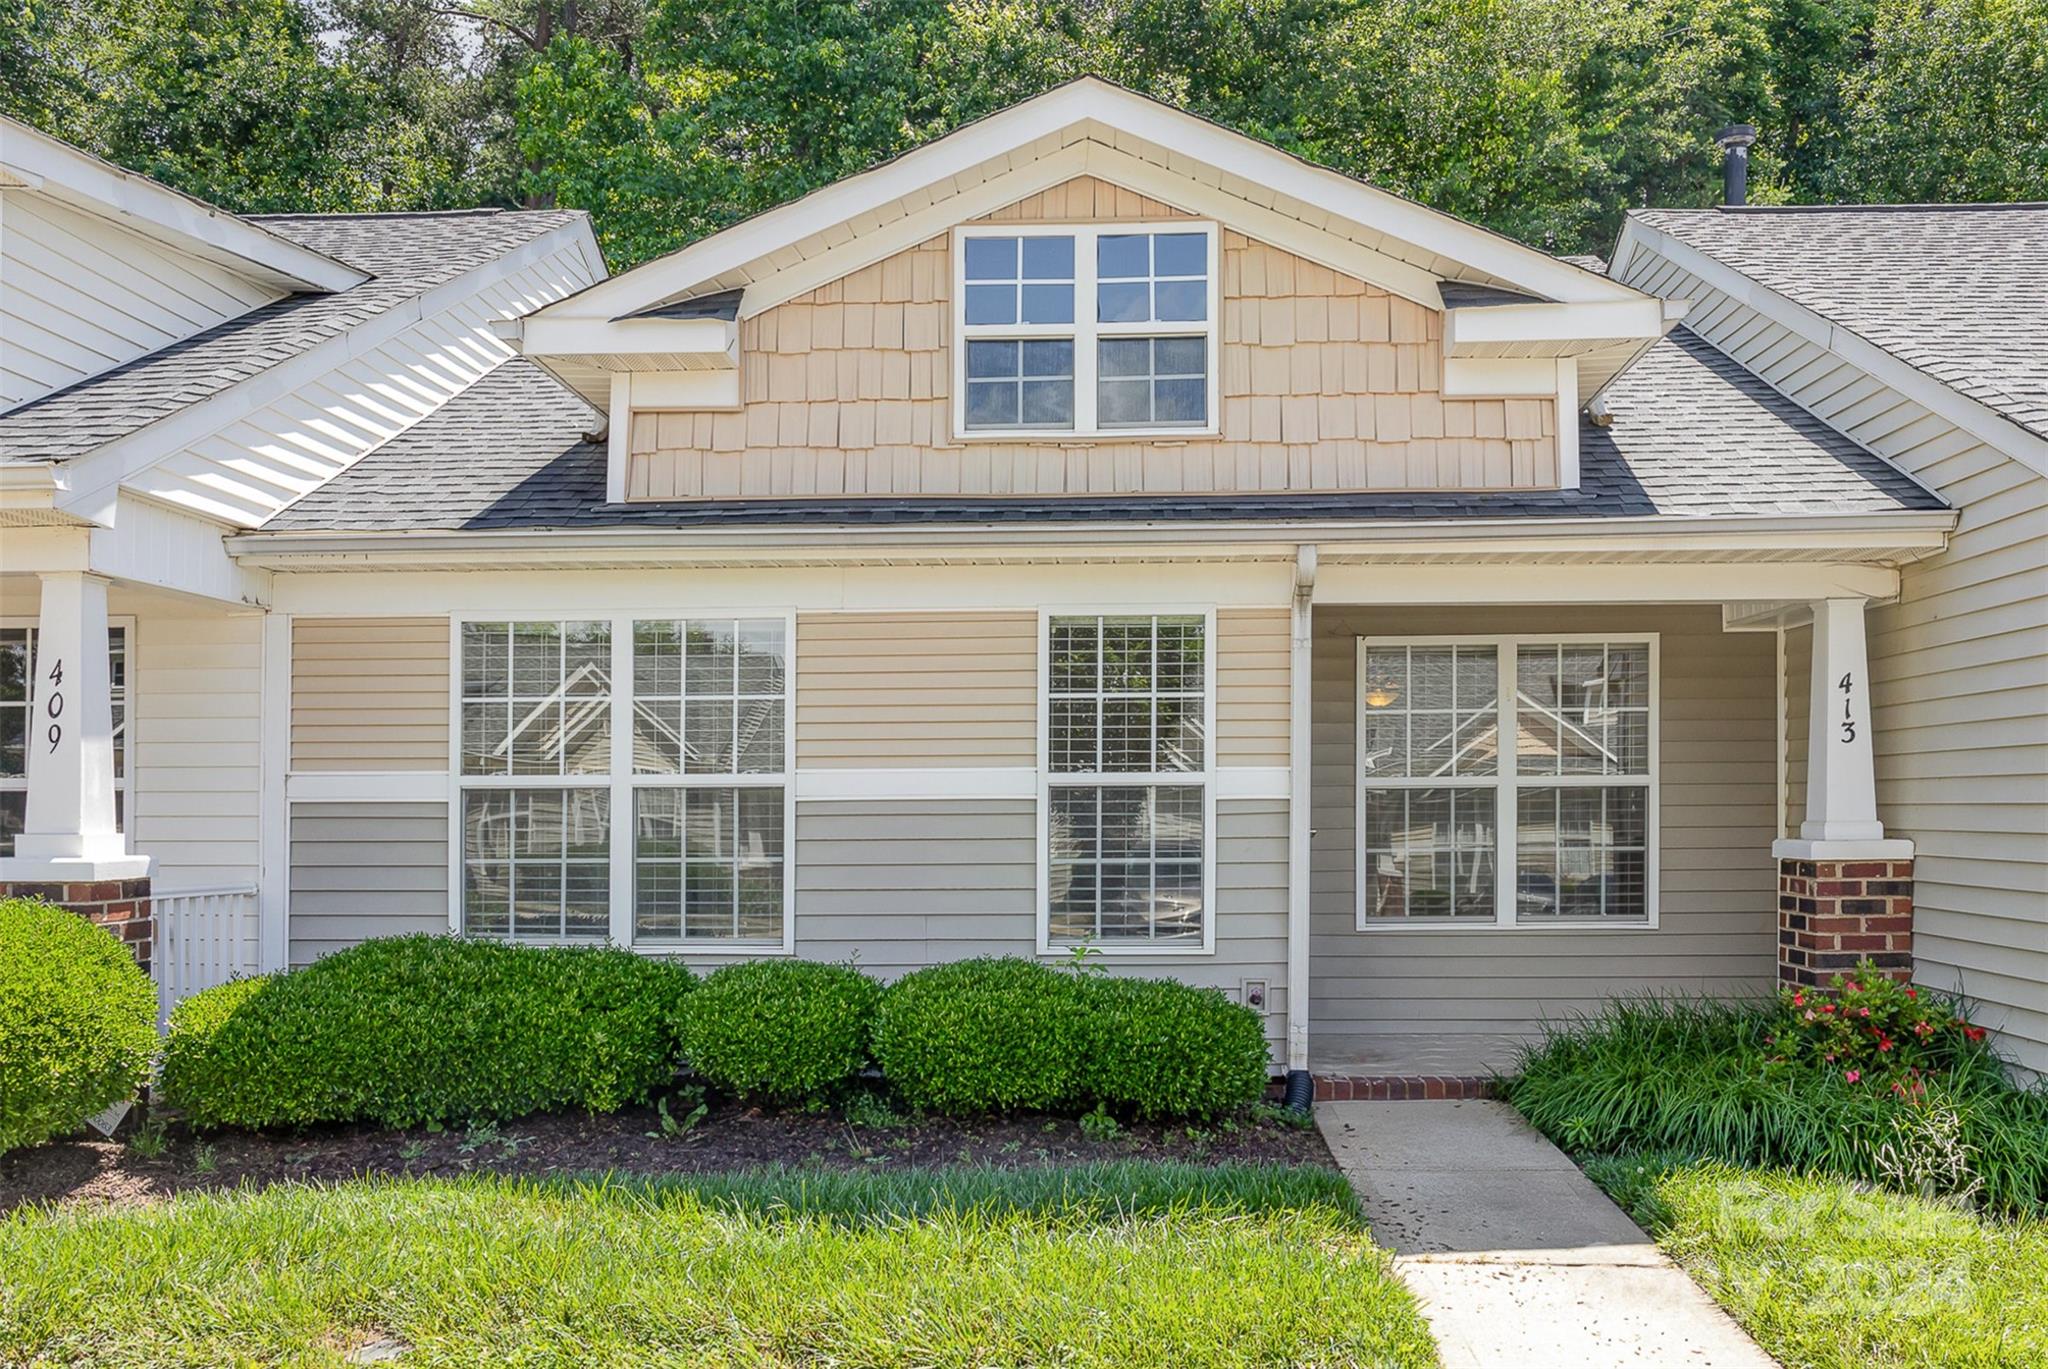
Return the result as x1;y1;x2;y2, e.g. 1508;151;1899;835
0;1096;1332;1214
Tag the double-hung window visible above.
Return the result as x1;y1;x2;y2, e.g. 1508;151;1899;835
0;622;129;857
1042;613;1212;952
955;224;1218;438
456;615;792;949
1356;636;1657;928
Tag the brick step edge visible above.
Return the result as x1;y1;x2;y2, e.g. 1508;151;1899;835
1313;1074;1497;1101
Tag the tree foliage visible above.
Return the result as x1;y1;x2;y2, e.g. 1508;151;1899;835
5;0;2044;269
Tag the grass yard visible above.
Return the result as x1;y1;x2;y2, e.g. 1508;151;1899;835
1587;1158;2048;1369
0;1161;1436;1368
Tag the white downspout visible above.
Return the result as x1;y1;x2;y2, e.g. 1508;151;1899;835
1285;544;1318;1090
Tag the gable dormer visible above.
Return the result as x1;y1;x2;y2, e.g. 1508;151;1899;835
503;79;1682;503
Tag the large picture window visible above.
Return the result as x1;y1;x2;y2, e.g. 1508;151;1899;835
0;622;129;857
1355;636;1657;928
1043;613;1212;952
456;615;792;949
955;223;1218;439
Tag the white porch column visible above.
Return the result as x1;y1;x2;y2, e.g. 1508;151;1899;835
1;571;148;879
1774;597;1911;858
1284;545;1316;1080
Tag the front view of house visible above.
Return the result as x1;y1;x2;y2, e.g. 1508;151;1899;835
4;82;2041;1087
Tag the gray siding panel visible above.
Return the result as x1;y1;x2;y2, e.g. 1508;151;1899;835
786;797;1288;1052
288;802;449;966
1309;604;1779;1041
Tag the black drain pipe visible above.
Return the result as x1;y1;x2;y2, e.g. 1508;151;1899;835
1283;1068;1313;1114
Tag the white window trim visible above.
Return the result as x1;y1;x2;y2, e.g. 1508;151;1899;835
1035;605;1218;957
1353;632;1661;932
0;616;135;850
447;610;798;956
951;222;1222;442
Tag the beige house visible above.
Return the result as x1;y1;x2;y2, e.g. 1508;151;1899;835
3;83;2039;1087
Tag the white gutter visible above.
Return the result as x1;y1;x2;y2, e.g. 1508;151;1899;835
225;509;1956;567
1285;544;1317;1078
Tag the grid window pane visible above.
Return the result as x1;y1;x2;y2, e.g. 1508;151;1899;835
463;788;609;941
1096;232;1208;326
1358;644;1499;779
1049;784;1204;944
1096;336;1207;429
1517;642;1652;779
461;620;610;777
1361;787;1498;920
963;234;1074;327
631;619;786;777
1047;615;1205;774
964;339;1074;430
634;786;784;944
1517;783;1649;921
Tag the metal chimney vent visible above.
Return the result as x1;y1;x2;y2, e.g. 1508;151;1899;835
1715;124;1758;206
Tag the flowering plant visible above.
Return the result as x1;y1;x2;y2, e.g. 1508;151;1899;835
1767;959;1988;1085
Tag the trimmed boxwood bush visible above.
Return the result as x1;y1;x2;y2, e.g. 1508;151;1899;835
1085;976;1271;1119
682;959;880;1102
0;898;158;1154
873;958;1091;1114
159;935;694;1129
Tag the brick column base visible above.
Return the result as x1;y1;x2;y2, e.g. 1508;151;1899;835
0;878;153;976
1777;859;1912;986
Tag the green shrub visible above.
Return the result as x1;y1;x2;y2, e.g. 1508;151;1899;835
873;958;1090;1114
1503;991;2048;1218
0;899;158;1154
682;959;880;1103
1084;976;1271;1118
159;935;694;1129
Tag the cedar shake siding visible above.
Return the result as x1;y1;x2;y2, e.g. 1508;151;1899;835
624;176;1558;501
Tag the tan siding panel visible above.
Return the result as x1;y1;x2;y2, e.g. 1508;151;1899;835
1217;608;1291;766
1309;605;1779;1040
628;177;1554;500
288;802;449;967
291;618;450;771
795;611;1037;767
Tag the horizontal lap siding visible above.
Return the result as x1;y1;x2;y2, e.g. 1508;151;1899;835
788;798;1287;1052
1309;605;1778;1039
795;611;1037;767
626;175;1554;501
1623;249;2048;1076
291;618;450;771
1217;608;1290;766
288;802;449;967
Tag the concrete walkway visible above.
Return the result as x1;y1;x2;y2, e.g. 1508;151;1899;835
1319;1100;1776;1368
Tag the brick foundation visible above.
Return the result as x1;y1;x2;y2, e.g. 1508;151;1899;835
1311;1073;1496;1102
0;878;153;975
1777;859;1912;986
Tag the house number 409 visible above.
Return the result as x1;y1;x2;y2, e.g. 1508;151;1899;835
44;656;65;753
1837;671;1856;744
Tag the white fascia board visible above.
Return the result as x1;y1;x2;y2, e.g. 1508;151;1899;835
53;219;597;521
0;116;363;293
519;315;736;364
1442;298;1671;351
226;510;1954;572
1617;217;2048;479
531;77;1650;325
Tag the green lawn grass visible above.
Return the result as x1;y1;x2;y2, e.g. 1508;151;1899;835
0;1162;1435;1367
1585;1158;2048;1369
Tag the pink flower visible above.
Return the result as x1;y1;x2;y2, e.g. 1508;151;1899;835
1792;993;1807;1008
1965;1026;1987;1043
1845;1070;1862;1084
1904;988;1918;999
1858;1007;1872;1018
1847;981;1863;993
1821;1003;1837;1014
1877;1036;1894;1052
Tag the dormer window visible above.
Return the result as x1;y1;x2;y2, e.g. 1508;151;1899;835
953;223;1218;439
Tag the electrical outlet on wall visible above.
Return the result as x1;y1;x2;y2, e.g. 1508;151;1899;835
1240;978;1268;1011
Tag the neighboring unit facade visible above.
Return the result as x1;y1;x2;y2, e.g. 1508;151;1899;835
4;84;2037;1081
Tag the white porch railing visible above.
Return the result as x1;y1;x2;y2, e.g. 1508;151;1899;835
152;886;260;1024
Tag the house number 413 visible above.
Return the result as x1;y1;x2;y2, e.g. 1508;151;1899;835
1837;671;1856;744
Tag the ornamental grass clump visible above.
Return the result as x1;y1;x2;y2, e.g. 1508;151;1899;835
160;935;695;1130
1502;962;2048;1217
0;898;158;1154
681;959;881;1103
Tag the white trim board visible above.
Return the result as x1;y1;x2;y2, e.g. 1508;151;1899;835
793;765;1288;803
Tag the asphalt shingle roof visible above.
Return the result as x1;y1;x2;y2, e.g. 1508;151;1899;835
1634;204;2048;439
0;209;586;464
259;329;1941;535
